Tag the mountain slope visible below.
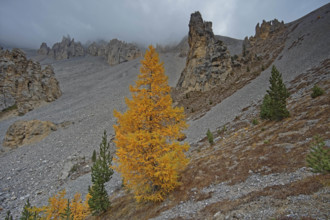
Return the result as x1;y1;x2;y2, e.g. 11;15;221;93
0;3;329;219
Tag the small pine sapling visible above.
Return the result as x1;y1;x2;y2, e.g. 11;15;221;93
20;199;34;220
306;136;330;173
206;129;214;145
311;85;325;98
91;150;97;163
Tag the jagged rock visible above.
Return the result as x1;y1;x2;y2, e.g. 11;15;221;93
3;120;57;148
0;48;61;114
86;39;142;66
255;19;285;40
37;42;50;55
177;11;232;92
38;36;85;60
242;19;286;64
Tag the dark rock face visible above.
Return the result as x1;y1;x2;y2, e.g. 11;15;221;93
87;39;142;66
177;12;232;92
0;48;62;115
38;36;85;60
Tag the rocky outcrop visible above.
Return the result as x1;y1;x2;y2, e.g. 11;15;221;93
242;19;286;64
87;39;142;66
37;42;50;55
38;36;85;60
3;120;57;148
177;12;232;92
255;19;285;40
0;48;61;115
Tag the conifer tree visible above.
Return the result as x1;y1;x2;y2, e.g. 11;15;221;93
61;199;73;220
113;45;189;202
88;131;113;215
260;65;289;120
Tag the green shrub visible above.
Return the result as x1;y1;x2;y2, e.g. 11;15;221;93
206;129;214;145
311;85;324;98
5;211;13;220
260;65;289;121
246;66;250;72
261;65;265;71
252;118;259;125
306;136;330;174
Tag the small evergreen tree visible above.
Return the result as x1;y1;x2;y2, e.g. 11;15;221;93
20;199;34;220
91;150;97;163
306;136;330;174
206;129;214;145
61;199;73;220
88;131;113;215
260;65;289;120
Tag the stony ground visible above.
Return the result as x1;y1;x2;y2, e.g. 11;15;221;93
1;4;330;220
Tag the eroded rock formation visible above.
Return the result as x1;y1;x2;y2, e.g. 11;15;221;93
0;48;61;115
87;39;142;66
38;36;85;60
3;120;57;148
177;12;232;92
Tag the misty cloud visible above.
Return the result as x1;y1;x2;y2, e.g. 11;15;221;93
0;0;328;49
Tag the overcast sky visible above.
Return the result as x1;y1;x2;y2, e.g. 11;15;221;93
0;0;328;49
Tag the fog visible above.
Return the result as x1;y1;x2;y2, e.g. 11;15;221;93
0;0;328;49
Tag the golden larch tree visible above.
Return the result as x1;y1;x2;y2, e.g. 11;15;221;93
113;45;189;202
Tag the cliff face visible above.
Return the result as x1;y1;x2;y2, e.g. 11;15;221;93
87;39;142;66
176;12;232;92
0;48;61;115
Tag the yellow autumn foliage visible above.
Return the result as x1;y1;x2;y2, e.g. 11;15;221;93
113;45;189;202
30;189;91;219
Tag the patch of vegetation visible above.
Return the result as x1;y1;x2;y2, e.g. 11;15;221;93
252;118;259;125
1;103;17;113
261;65;265;71
69;164;79;174
311;84;325;98
306;136;330;174
206;129;214;145
264;140;270;144
260;65;289;121
246;66;250;72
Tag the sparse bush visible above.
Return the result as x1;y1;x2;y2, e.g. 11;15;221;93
261;65;265;71
206;129;214;145
264;140;270;144
306;136;330;174
246;66;250;72
1;104;17;113
311;85;324;98
252;118;259;125
209;100;213;105
260;65;289;121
